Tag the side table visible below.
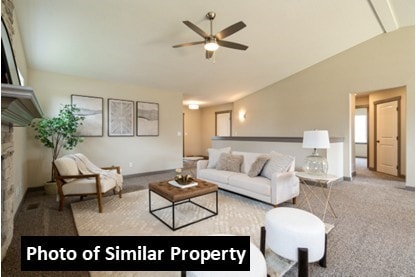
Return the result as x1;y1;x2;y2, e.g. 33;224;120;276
296;172;339;222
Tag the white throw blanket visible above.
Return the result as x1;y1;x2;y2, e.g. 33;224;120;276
68;153;123;192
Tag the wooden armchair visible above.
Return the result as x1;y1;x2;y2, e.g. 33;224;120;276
53;155;123;213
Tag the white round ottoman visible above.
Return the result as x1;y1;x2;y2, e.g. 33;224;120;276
186;241;267;277
265;207;325;263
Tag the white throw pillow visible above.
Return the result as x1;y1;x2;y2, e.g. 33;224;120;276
261;151;294;179
207;147;231;168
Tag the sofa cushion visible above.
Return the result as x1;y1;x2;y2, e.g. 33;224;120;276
216;153;243;172
207;147;231;168
261;151;295;179
247;155;270;177
228;174;271;196
232;151;264;174
198;168;237;184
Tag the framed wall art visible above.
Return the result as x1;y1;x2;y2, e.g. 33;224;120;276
71;94;104;137
108;98;134;136
136;101;159;136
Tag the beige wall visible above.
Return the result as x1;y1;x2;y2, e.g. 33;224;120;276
183;107;202;156
26;69;184;187
210;27;414;186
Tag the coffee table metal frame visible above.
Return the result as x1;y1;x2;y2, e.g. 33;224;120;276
149;185;218;231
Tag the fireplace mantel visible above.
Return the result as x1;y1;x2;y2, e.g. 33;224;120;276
1;84;43;126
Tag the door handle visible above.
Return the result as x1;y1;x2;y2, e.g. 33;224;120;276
377;140;380;143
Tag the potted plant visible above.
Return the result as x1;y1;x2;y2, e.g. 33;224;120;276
31;104;84;194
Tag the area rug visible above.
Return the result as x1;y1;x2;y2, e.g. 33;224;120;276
72;190;297;276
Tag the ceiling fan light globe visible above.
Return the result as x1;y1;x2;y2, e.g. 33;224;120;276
204;42;219;51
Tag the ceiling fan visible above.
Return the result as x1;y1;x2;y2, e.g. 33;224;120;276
173;11;248;59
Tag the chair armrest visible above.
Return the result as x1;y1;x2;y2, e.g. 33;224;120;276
102;166;121;174
56;174;99;180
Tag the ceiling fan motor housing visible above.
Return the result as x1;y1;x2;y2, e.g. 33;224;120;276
206;12;216;20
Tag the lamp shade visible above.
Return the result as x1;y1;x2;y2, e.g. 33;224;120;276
302;130;330;149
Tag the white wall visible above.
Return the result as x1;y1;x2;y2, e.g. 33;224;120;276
26;69;184;187
230;27;414;187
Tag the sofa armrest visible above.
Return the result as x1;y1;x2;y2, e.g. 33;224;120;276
196;160;209;179
270;171;300;205
197;160;208;170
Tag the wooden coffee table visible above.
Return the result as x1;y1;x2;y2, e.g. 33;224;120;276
148;179;218;231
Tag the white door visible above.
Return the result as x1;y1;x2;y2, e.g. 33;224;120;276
216;112;231;136
376;100;398;176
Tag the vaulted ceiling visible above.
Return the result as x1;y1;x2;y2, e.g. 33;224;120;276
14;0;414;107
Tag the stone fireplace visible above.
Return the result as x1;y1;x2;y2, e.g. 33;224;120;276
1;123;14;259
1;0;43;259
1;85;43;259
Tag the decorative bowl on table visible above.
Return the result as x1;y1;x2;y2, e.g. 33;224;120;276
174;174;194;185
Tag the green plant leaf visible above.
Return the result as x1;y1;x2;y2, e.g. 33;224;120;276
31;104;85;181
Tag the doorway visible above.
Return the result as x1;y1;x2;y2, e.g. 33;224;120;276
354;106;369;168
353;87;405;179
215;110;232;136
374;97;400;176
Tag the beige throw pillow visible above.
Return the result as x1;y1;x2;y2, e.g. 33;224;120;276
207;147;231;168
216;153;243;172
247;155;270;177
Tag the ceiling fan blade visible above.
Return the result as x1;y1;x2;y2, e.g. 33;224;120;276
172;41;204;48
183;21;208;38
206;50;214;59
215;21;246;40
217;40;248;50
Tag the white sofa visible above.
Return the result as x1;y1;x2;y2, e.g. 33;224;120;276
197;149;299;206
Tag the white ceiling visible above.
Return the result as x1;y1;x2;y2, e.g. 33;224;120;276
14;0;414;107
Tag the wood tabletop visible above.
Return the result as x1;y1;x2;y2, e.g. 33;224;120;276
148;179;218;202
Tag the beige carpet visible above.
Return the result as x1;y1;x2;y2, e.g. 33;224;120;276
71;189;297;276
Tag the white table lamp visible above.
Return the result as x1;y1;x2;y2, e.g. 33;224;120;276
302;130;330;175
